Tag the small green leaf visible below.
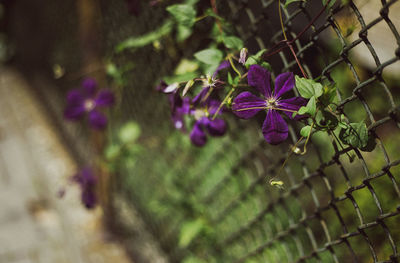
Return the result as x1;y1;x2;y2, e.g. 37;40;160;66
339;122;369;148
298;96;316;116
177;24;193;41
227;72;233;85
194;48;223;65
167;4;196;27
119;122;141;144
300;125;312;137
295;76;323;99
179;218;205;248
222;36;244;50
245;49;267;69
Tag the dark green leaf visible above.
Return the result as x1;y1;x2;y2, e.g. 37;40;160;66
339;122;369;148
295;76;323;99
320;84;337;106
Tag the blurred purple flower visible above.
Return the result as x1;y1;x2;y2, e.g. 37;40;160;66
232;65;307;145
157;81;190;130
64;77;115;130
72;167;97;209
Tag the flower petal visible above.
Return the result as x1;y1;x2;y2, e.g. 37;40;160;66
274;72;295;98
88;110;107;129
190;122;207;146
279;97;308;120
232;91;266;119
212;60;230;78
208;99;226;115
206;118;227;136
81;77;97;97
81;188;97;209
192;86;210;106
64;104;85;120
247;65;271;97
262;110;288;145
95;89;115;107
66;89;84;105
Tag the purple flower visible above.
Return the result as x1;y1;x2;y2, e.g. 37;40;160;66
157;81;190;130
72;167;97;209
232;65;307;145
64;77;115;130
189;93;227;146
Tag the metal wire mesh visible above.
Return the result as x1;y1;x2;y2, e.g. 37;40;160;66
8;0;400;262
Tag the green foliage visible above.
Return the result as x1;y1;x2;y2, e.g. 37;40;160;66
118;122;141;144
245;49;271;70
116;20;173;52
298;96;316;117
194;48;224;74
295;76;323;99
179;218;206;248
222;35;244;50
339;122;369;148
167;4;196;27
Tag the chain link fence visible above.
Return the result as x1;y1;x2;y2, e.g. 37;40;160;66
5;0;400;262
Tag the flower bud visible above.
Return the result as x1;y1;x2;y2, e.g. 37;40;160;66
239;48;248;65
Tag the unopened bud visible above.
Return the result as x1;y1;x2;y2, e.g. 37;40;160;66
239;48;248;65
182;79;195;96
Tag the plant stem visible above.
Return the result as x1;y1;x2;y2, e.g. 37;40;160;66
212;87;235;120
210;0;222;33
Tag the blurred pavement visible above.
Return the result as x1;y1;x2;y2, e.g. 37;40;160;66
0;67;132;263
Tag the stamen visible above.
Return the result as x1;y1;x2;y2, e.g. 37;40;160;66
84;99;96;111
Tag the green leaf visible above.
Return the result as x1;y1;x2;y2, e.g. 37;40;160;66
300;125;312;137
222;36;244;50
295;76;323;99
245;49;267;69
227;72;233;85
118;122;141;144
298;96;316;116
174;59;199;75
284;0;305;8
339;122;369;148
164;72;198;84
167;4;196;27
116;20;173;52
179;218;205;248
194;48;223;65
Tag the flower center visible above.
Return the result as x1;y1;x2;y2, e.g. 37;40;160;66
84;99;96;111
266;97;279;109
193;108;208;120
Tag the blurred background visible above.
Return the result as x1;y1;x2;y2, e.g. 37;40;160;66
1;0;400;262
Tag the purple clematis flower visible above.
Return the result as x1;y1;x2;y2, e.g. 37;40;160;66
232;65;307;145
72;167;97;209
157;81;190;130
189;89;227;146
64;77;115;130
